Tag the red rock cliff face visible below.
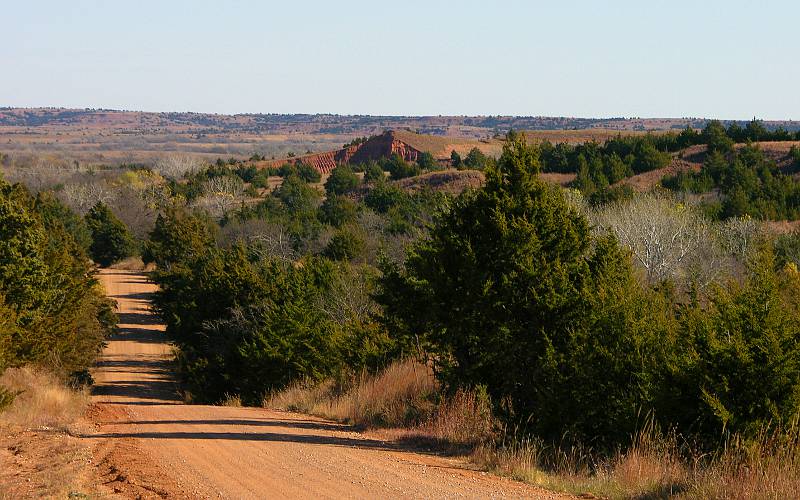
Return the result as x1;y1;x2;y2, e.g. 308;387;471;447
258;131;423;174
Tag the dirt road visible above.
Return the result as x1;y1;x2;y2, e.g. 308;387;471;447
90;269;563;499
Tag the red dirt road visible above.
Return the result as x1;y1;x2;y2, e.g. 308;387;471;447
90;270;565;499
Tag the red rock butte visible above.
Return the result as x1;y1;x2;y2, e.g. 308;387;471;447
254;130;429;174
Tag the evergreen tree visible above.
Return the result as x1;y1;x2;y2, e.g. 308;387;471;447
703;120;734;154
380;133;661;443
318;195;358;227
417;152;438;171
450;150;462;169
324;165;359;196
143;207;216;268
85;202;135;267
363;162;385;184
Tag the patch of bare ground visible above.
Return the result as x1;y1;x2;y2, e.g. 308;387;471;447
539;172;577;187
392;169;485;195
616;157;703;192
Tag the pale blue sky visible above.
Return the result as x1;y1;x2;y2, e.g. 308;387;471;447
3;0;798;119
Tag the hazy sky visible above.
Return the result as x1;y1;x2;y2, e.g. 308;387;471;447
3;0;798;119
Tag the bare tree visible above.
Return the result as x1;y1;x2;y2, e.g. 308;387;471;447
248;223;298;263
591;193;727;289
192;176;244;219
58;181;116;214
718;215;762;259
216;219;298;263
153;155;200;180
317;266;380;326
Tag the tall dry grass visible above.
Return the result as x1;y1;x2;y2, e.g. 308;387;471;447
0;366;88;431
0;366;92;498
266;359;439;428
691;429;800;499
472;422;800;499
265;359;800;498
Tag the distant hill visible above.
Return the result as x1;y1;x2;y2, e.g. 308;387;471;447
3;108;799;137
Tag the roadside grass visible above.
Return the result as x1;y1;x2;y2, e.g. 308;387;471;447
0;366;92;498
0;366;87;431
264;359;800;499
265;359;438;428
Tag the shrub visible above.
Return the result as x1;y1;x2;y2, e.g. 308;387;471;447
363;162;385;184
450;150;463;169
324;225;366;261
318;195;358;227
85;202;135;266
703;120;734;154
0;179;115;383
143;207;216;268
379;133;668;445
669;250;800;439
463;147;490;170
417;152;439;171
324;165;359;196
280;162;321;183
387;154;421;180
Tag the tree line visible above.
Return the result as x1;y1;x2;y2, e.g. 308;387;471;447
140;132;800;452
0;176;117;404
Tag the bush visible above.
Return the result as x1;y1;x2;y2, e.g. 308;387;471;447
85;202;135;266
143;207;216;268
450;150;463;169
318;195;358;227
417;152;439;171
0;179;115;382
703;120;734;154
387;154;421;180
463;147;490;170
324;165;359;196
324;225;366;261
669;251;800;439
379;133;666;444
278;162;321;183
363;162;385;184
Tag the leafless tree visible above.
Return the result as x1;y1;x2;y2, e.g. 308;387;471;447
591;193;727;289
317;266;380;326
218;219;299;263
718;215;762;259
153;155;200;180
58;181;116;214
192;176;244;219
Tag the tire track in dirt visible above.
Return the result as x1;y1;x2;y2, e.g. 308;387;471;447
88;269;566;499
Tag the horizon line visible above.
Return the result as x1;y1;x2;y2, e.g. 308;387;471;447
1;106;798;124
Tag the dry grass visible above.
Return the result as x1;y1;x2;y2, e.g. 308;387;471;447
266;359;438;428
419;387;496;447
0;366;93;498
219;393;243;407
470;423;690;499
108;256;154;272
0;366;87;431
471;423;800;499
266;360;800;498
690;430;800;499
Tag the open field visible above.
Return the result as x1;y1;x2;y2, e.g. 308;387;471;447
3;107;798;168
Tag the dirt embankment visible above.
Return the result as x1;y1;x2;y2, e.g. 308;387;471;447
85;270;565;499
